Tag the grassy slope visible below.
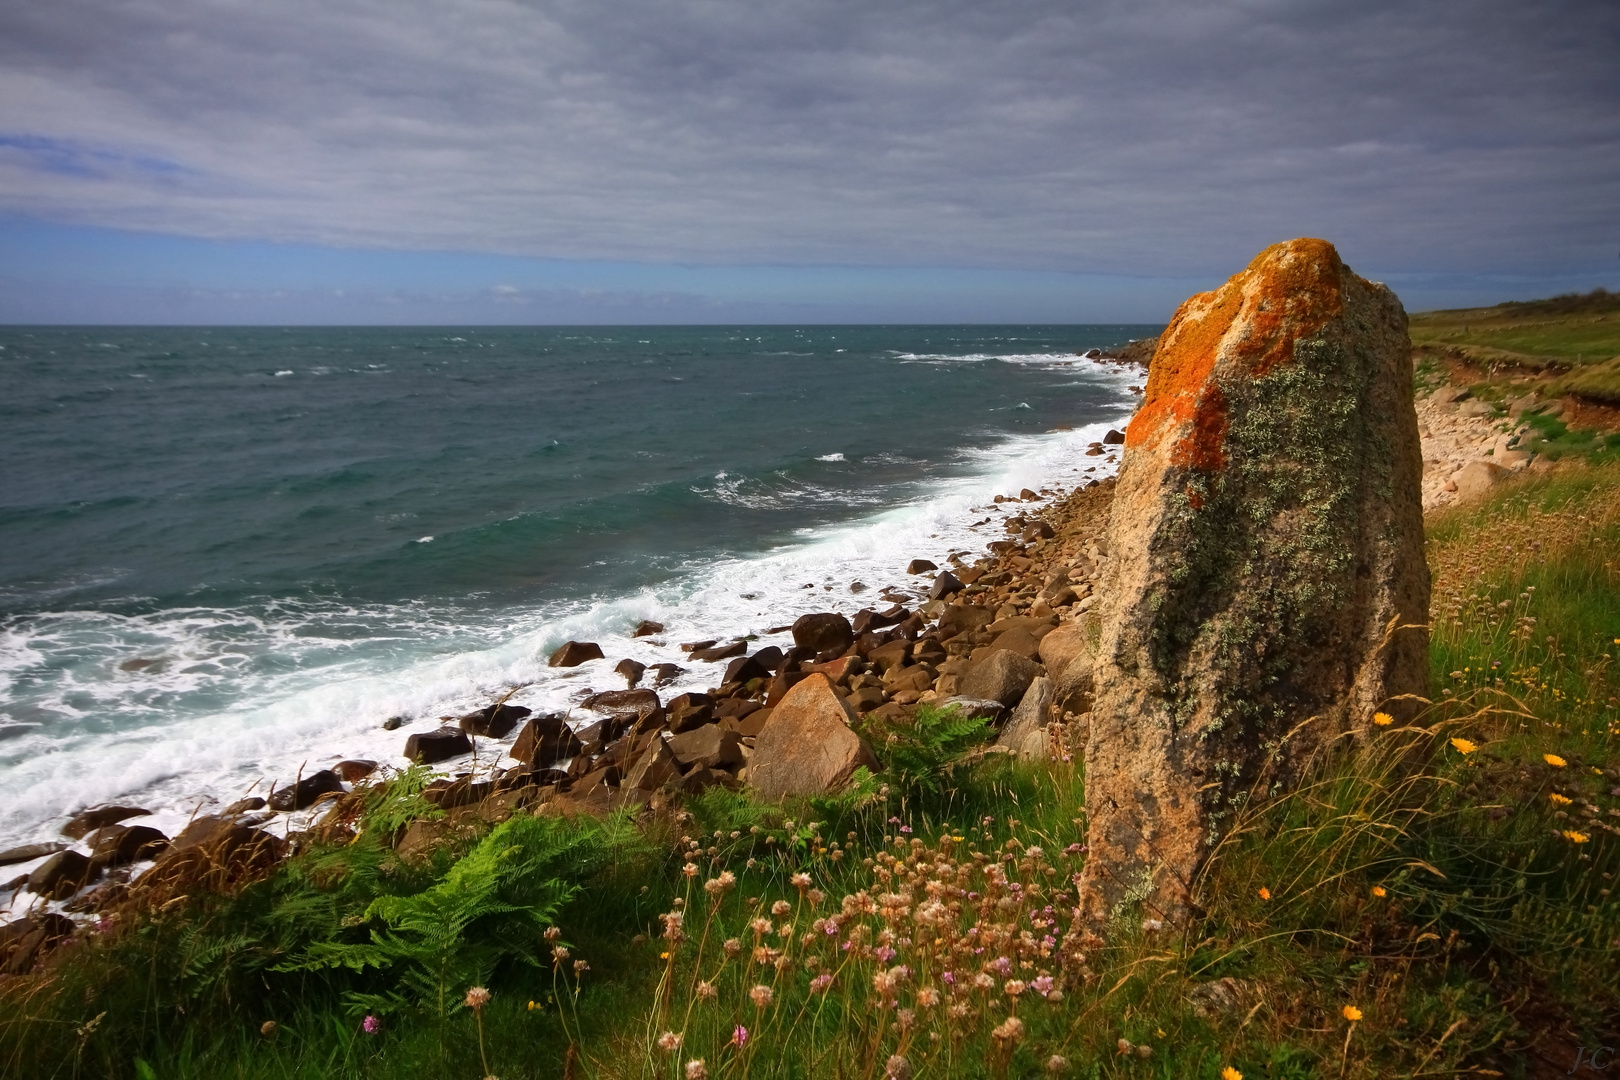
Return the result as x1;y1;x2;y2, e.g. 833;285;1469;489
1409;290;1620;365
5;467;1619;1080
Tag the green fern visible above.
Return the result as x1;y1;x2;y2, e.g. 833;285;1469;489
286;811;623;1020
863;702;991;795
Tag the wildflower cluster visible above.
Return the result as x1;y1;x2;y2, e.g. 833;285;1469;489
644;820;1090;1074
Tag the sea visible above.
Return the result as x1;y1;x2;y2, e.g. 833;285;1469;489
0;324;1152;852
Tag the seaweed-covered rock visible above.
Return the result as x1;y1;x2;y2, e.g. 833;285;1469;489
1080;238;1429;925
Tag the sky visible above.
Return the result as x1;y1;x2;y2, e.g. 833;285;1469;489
1;0;1616;324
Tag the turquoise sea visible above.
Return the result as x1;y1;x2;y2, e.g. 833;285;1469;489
0;324;1150;849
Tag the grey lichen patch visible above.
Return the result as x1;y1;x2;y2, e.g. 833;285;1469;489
1137;331;1382;821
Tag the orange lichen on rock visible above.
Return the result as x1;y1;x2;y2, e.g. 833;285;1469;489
1126;238;1348;474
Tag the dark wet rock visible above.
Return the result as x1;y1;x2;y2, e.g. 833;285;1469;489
61;806;151;840
929;571;964;600
632;620;665;637
691;640;747;662
223;797;267;816
268;769;345;812
959;649;1041;708
1;912;74;975
723;654;772;685
791;613;854;655
0;842;69;867
748;645;785;672
510;714;585;769
28;850;100;900
1021;521;1056;542
549;641;604;667
87;824;169;866
381;716;405;730
459;703;530;738
648;663;684;685
404;727;474;765
906;558;938;574
892;611;928;639
615;658;646;687
1102;428;1125;444
583;688;663;723
333;759;378;783
851;606;906;635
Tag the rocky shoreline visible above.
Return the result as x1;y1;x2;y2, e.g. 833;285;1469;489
0;333;1533;972
1;419;1135;966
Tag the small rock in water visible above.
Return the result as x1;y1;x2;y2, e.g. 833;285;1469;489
458;703;530;738
648;663;684;685
61;806;152;840
28;850;99;900
381;716;405;730
404;727;473;765
632;620;664;637
616;658;647;687
906;558;938;575
549;641;604;667
0;842;70;868
268;770;345;812
1102;429;1125;444
929;570;964;600
334;759;378;783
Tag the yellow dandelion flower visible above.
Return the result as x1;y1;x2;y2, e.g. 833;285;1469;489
1549;793;1573;806
1258;887;1271;900
1371;885;1386;898
1372;712;1394;726
1563;830;1589;844
1449;737;1477;755
1342;1005;1363;1022
1221;1069;1243;1080
1544;754;1567;768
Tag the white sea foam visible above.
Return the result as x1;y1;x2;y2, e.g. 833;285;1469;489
0;384;1138;852
816;453;845;462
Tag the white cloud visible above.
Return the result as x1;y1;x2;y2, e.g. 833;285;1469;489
0;0;1616;277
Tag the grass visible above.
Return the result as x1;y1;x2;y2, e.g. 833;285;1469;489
1409;289;1620;368
5;465;1620;1078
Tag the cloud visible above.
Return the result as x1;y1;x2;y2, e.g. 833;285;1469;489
0;0;1615;279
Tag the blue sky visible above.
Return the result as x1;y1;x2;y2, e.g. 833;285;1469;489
2;0;1616;324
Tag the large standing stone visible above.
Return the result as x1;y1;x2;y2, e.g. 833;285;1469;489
1079;239;1430;925
748;674;878;800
